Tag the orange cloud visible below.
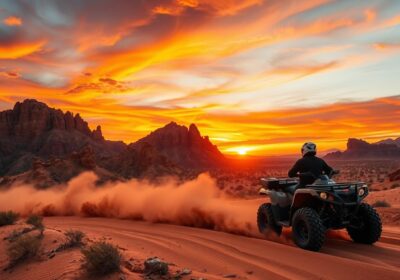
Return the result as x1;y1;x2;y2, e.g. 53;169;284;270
364;9;376;23
177;0;199;8
200;0;262;16
66;77;129;94
0;40;46;59
268;61;339;77
373;42;400;51
380;15;400;29
3;16;22;26
152;5;184;16
153;0;261;16
0;71;20;79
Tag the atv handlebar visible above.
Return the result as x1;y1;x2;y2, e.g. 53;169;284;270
329;169;340;178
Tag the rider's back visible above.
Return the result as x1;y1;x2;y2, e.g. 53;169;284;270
288;154;333;185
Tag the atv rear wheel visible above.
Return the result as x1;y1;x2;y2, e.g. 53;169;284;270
292;207;325;251
257;203;282;236
347;203;382;244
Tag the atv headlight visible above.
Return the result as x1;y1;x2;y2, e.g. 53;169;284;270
358;188;365;196
320;192;328;200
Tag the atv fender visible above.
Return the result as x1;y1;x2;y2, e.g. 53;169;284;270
269;190;292;208
268;190;292;223
290;189;320;221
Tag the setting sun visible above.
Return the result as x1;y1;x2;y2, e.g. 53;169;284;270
227;146;253;156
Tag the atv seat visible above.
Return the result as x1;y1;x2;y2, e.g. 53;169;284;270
261;178;298;193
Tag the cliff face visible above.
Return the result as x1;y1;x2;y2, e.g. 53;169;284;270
325;138;400;159
0;99;125;176
0;99;101;141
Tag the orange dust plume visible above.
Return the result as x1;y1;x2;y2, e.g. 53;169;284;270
0;172;262;236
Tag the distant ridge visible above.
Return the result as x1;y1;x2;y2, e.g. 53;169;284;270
325;138;400;159
376;137;400;147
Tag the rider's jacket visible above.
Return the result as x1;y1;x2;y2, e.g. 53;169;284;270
288;154;333;185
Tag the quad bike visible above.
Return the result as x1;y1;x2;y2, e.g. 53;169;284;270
257;171;382;251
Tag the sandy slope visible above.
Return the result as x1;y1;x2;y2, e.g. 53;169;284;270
368;187;400;208
2;217;397;280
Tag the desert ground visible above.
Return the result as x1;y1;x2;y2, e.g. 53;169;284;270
1;160;400;279
0;215;399;280
1;192;400;280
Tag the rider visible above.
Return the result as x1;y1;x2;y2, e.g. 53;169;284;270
288;142;333;187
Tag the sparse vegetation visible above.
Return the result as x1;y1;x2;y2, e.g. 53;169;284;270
26;214;44;229
65;229;85;247
82;241;121;275
51;230;86;255
0;211;19;226
5;227;34;242
6;234;41;267
372;200;391;208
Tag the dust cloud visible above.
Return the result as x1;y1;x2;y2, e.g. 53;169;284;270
0;172;260;236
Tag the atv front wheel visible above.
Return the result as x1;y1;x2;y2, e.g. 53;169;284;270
257;203;282;236
292;207;325;251
347;203;382;244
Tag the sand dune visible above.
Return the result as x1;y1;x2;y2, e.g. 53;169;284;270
1;217;398;280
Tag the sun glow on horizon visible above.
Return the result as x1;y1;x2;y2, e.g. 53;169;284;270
0;1;399;156
226;146;255;156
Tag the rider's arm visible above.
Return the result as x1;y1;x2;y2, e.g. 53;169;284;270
288;160;301;177
322;159;333;175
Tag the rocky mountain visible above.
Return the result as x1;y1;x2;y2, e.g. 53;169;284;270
103;142;182;179
325;138;400;159
0;99;224;186
130;122;225;169
0;99;125;176
376;137;400;147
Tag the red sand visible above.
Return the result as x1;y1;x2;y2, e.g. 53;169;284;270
1;217;399;280
1;173;399;279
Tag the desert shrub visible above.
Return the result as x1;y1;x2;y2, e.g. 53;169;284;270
82;241;121;275
391;183;400;189
372;200;391;208
7;234;41;266
26;215;44;230
6;230;22;242
5;227;34;242
41;204;56;216
65;230;85;247
0;211;19;226
81;202;101;217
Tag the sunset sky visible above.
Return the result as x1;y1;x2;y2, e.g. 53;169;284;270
0;0;400;155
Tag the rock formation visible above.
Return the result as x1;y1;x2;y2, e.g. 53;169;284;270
325;138;400;159
0;99;225;186
130;122;225;169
